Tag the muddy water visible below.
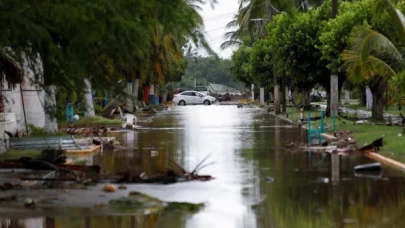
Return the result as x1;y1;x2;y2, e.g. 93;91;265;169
3;105;405;228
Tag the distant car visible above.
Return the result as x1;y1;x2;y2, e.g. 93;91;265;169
193;86;210;96
173;90;216;106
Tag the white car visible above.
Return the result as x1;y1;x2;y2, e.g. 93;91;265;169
173;90;216;106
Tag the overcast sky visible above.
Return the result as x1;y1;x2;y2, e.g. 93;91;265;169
199;0;239;59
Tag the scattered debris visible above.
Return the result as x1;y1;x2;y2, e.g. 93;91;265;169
315;177;330;184
264;176;274;183
24;198;36;208
117;155;215;184
358;137;384;152
104;184;116;193
354;170;383;179
354;162;382;172
118;185;127;190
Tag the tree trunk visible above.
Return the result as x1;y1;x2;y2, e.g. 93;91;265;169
44;85;58;133
344;90;350;104
133;73;140;109
330;72;339;118
126;81;133;112
274;68;280;114
281;77;286;113
162;92;168;103
274;85;280;113
84;78;95;116
332;0;338;17
302;88;310;108
370;86;385;121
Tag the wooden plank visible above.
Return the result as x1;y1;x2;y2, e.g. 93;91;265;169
366;152;405;171
66;145;101;153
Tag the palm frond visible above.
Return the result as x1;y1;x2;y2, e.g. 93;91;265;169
342;50;397;82
374;0;405;39
220;40;242;50
350;26;405;72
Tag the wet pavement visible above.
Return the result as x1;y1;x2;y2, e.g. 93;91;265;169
2;105;405;227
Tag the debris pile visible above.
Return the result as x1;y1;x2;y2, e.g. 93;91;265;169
117;155;215;184
299;130;385;156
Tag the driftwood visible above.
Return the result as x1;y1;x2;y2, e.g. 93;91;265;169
117;155;214;184
0;158;101;174
358;137;384;152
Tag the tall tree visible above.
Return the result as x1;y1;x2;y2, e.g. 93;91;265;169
342;0;405;120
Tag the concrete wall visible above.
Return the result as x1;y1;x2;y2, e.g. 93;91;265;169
0;113;17;153
2;84;25;131
2;56;45;134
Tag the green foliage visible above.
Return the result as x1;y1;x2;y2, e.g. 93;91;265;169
28;124;65;137
231;46;253;86
71;116;122;127
0;0;213;124
180;56;236;89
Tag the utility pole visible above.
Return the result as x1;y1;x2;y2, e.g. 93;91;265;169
330;0;339;119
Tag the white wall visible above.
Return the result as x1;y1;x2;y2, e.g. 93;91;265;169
2;55;46;134
2;84;25;131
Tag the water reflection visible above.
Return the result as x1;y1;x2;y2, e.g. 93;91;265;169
3;106;405;227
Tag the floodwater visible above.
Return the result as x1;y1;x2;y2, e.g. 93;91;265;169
2;105;405;228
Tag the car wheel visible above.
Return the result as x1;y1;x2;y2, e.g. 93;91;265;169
179;100;186;106
203;100;210;105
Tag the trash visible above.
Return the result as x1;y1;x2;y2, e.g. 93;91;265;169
151;150;159;157
118;185;127;190
24;198;36;208
117;155;215;184
0;158;101;174
358;137;384;152
354;162;382;172
316;177;329;184
104;184;116;192
354;170;383;179
264;176;274;183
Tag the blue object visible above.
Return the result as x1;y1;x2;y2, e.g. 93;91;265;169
65;103;74;121
308;111;325;145
149;95;159;105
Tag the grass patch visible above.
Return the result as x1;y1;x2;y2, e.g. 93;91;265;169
70;116;122;127
275;106;405;162
28;124;66;137
0;150;41;161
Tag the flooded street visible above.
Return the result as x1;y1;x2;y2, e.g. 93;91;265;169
3;105;405;227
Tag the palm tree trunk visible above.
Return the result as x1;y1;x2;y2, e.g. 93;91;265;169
133;71;140;109
44;85;58;133
330;0;339;118
84;78;95;116
273;68;280;114
162;92;168;103
302;88;310;108
281;76;286;113
370;83;385;121
126;81;133;112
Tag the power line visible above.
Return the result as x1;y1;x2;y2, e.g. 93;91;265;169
205;26;227;33
203;11;236;22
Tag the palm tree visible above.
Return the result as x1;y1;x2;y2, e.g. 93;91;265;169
342;0;405;120
132;0;214;106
